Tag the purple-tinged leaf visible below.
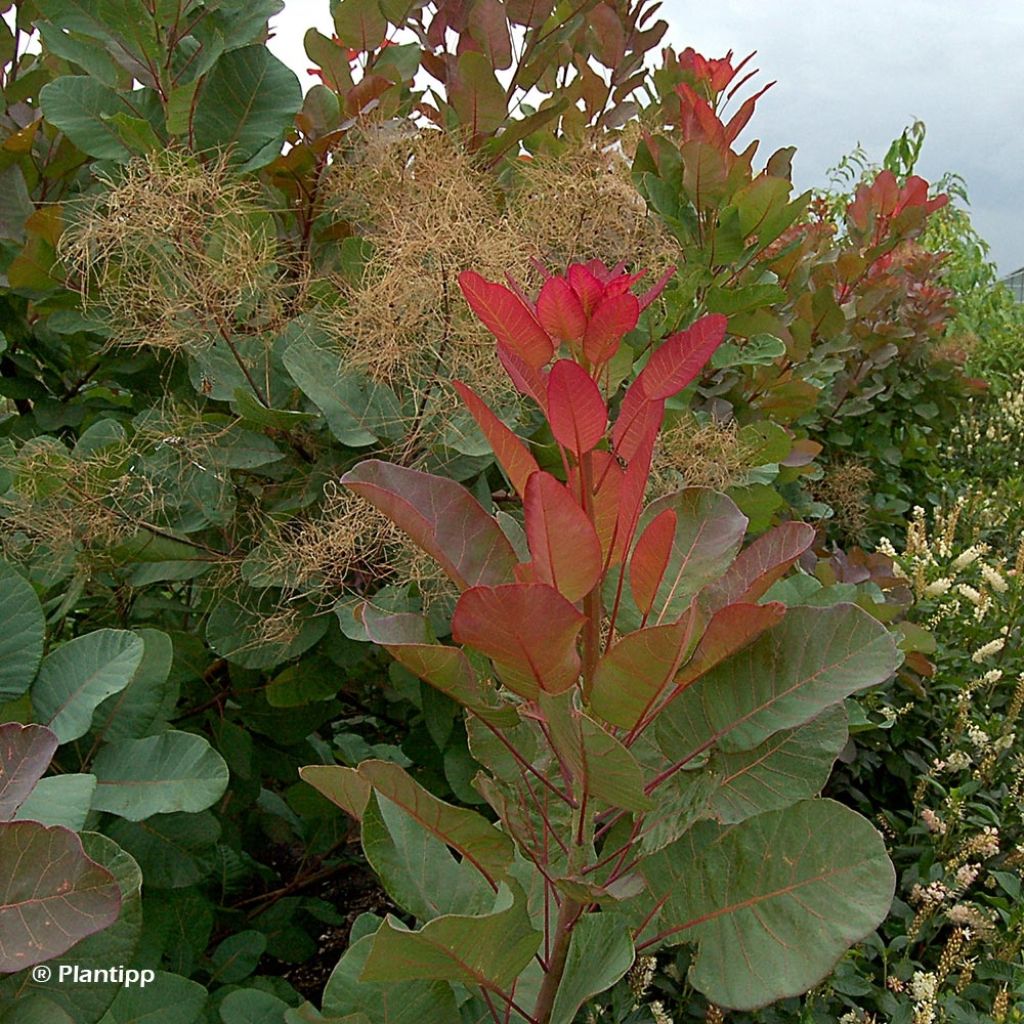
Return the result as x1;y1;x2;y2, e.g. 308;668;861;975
0;821;121;973
343;460;517;590
699;522;816;614
0;724;58;822
452;583;584;697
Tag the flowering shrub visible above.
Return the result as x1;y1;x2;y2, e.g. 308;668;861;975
707;503;1024;1024
301;262;902;1021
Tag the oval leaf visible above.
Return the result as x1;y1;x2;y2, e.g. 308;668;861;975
524;472;602;602
0;564;45;702
640;313;728;399
547;359;607;456
657;604;901;760
639;800;895;1010
537;275;586;345
629;508;677;618
452;583;585;697
33;630;145;745
90;731;229;821
193;46;302;169
0;724;58;821
459;270;553;368
0;821;121;974
343;460;518;590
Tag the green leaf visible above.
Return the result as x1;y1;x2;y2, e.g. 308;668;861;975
321;932;458;1023
219;989;289;1024
357;760;514;885
332;0;387;50
707;705;849;824
231;388;316;430
591;620;695;731
0;564;45;702
733;175;792;238
0;822;120;974
281;323;402;446
95;971;207;1024
360;884;540;991
657;605;899;762
549;913;634;1024
710;333;787;369
638;800;895;1010
33;630;145;744
90;731;229;821
35;21;120;88
13;775;97;830
103;112;161;154
542;694;653;812
39;78;161;161
0;994;77;1024
211;930;267;984
104;812;221;889
193;46;302;169
91;629;176;743
449;51;507;136
0;165;33;245
303;28;355;95
705;284;787;317
299;765;371;821
0;723;58;820
361;793;494;921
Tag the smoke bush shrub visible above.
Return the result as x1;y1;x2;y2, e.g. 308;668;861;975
302;261;903;1022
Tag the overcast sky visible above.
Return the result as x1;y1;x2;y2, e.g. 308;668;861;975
268;1;1023;275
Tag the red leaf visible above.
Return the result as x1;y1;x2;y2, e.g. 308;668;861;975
497;343;549;412
362;607;513;724
343;460;517;590
547;359;607;456
582;291;639;365
568;263;603;316
525;472;602;602
700;522;815;614
722;80;774;143
459;270;553;368
630;508;678;617
637;266;676;312
639;313;728;399
568;450;623;564
452;583;585;697
673;601;786;692
611;378;664;461
537;275;587;346
453;380;539;496
610;423;658;566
